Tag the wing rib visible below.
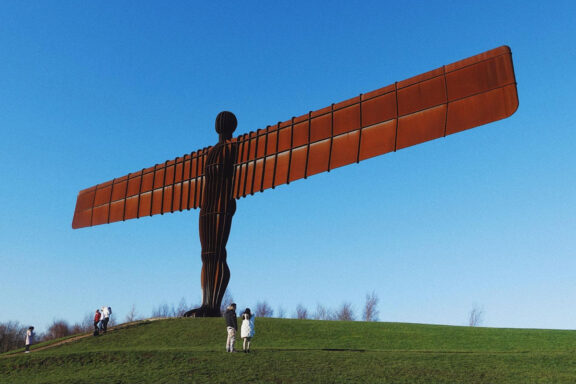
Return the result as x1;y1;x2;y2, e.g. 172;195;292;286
232;45;518;198
72;148;210;229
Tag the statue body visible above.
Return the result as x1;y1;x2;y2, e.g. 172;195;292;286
185;112;237;317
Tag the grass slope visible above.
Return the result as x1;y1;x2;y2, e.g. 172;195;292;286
2;318;576;383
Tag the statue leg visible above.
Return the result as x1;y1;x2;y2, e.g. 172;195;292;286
184;212;232;317
201;250;230;314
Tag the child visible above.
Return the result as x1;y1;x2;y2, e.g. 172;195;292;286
240;308;255;353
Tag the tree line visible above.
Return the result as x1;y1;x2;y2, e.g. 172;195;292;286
1;292;486;354
145;291;380;322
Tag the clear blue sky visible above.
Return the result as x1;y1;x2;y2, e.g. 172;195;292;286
1;1;575;332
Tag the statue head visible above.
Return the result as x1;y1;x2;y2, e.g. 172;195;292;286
215;111;237;141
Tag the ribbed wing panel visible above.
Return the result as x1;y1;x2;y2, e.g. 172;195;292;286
231;45;518;198
72;148;210;229
73;46;518;228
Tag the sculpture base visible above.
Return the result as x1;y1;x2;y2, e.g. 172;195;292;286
183;306;222;318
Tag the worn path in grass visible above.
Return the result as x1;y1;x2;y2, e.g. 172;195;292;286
0;318;165;357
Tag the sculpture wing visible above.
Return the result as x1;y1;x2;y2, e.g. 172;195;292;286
72;147;211;229
73;46;518;229
231;45;518;198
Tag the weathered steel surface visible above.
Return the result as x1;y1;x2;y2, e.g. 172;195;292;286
193;112;237;317
72;46;518;229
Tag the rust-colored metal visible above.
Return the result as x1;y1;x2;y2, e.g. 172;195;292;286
73;46;518;230
72;46;519;315
186;111;238;317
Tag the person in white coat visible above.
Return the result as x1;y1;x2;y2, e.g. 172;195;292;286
24;326;35;353
101;306;112;333
240;308;255;353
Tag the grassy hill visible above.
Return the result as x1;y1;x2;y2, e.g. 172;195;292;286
1;317;576;383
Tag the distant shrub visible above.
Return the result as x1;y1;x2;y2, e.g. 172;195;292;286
468;305;484;327
220;290;234;315
0;321;27;353
313;304;333;320
44;319;72;341
276;307;286;318
363;291;379;322
335;302;355;321
125;305;140;323
296;304;309;320
151;303;172;318
255;301;274;317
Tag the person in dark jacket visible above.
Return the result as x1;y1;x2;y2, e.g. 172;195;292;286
224;303;237;352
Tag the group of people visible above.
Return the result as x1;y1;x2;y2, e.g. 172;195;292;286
23;303;255;354
93;306;112;336
224;303;255;353
23;305;111;352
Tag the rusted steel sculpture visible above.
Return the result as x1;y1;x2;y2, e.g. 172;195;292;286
73;46;519;316
193;112;238;317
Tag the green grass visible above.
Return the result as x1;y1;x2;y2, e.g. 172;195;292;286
2;318;576;383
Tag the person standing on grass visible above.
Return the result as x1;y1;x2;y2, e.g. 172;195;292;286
24;326;35;353
240;308;255;353
101;306;112;333
224;303;238;352
93;309;101;336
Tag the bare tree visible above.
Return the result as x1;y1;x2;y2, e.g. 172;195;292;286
151;303;172;318
277;307;286;318
70;323;85;335
82;311;94;330
363;291;379;322
125;304;139;323
255;301;274;317
313;304;333;320
335;302;355;321
220;289;235;315
468;305;484;327
71;312;93;334
176;298;189;317
44;320;72;340
295;304;309;320
0;321;27;353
